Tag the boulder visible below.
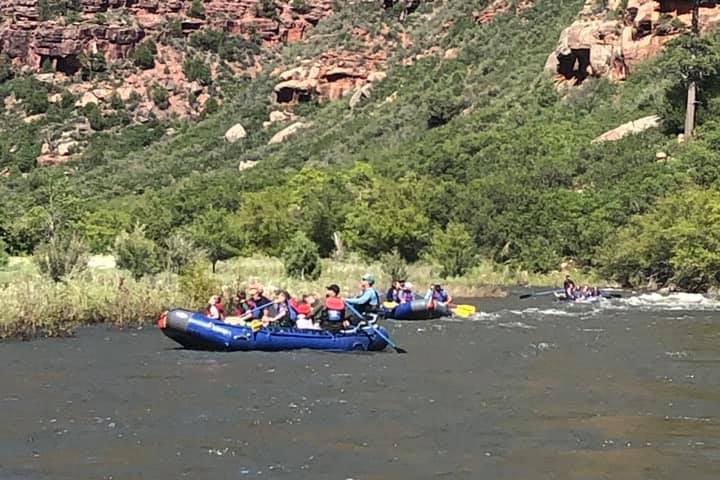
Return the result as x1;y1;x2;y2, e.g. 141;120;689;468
268;122;312;145
75;91;99;107
349;83;373;108
224;123;247;144
238;160;258;172
57;140;79;156
591;115;661;143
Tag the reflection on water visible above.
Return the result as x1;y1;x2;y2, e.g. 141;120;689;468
1;293;720;479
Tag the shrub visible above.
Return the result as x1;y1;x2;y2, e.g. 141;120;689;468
282;232;322;280
113;225;161;280
163;232;206;273
179;261;219;310
379;248;407;282
0;53;13;84
132;40;157;70
255;0;278;20
0;238;9;269
189;209;243;272
149;84;170;110
83;102;106;131
183;56;212;85
425;222;477;278
110;91;124;110
291;0;311;14
34;234;89;282
187;0;205;19
599;187;720;291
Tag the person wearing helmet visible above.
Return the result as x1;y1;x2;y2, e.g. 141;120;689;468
344;273;380;315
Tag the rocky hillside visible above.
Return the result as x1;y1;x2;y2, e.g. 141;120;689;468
2;0;720;290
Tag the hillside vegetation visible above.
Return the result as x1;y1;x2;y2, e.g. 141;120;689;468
2;0;720;292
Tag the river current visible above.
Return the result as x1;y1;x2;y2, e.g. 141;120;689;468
2;292;720;479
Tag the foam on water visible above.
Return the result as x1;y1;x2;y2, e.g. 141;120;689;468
609;292;720;311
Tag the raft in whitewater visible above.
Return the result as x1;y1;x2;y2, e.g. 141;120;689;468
382;299;450;321
158;309;390;352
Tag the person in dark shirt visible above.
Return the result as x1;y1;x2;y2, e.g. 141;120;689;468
563;275;577;299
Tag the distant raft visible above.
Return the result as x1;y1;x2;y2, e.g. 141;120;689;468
553;292;605;303
382;299;450;321
158;309;389;352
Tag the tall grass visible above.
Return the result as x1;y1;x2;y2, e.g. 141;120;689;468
0;254;610;339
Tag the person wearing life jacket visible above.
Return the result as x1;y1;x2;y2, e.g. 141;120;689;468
398;281;415;304
322;284;347;331
345;273;380;316
262;290;297;328
424;283;453;308
206;295;225;321
232;290;252;316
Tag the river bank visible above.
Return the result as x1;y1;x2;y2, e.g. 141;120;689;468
0;255;606;340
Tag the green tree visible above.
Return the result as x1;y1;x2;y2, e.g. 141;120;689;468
282;231;322;280
599;187;720;291
0;53;13;84
425;222;477;277
149;84;170;110
132;40;157;70
34;234;89;282
163;231;206;273
187;0;205;19
113;225;161;280
379;248;408;282
183;56;212;85
0;238;9;269
189;209;243;272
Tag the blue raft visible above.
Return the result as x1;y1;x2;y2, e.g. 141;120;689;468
159;309;389;352
382;299;450;321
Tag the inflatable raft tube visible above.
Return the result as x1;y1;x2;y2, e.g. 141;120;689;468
158;309;389;352
383;299;450;321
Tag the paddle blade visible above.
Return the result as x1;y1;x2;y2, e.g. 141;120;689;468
454;304;476;314
250;320;263;332
383;301;398;309
519;294;533;299
393;346;408;354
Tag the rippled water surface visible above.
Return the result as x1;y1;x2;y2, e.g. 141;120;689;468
2;293;720;479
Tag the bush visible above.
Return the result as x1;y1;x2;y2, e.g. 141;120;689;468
113;225;161;280
255;0;278;20
34;234;89;282
83;102;106;131
0;238;9;269
179;261;219;310
183;56;212;85
189;209;243;272
0;53;13;84
132;40;157;70
282;232;322;280
379;248;407;282
163;232;206;273
425;222;477;278
187;0;205;19
599;187;720;291
149;84;170;110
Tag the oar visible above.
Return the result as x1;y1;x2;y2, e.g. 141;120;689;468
344;301;407;354
519;290;560;300
450;304;476;318
383;301;398;309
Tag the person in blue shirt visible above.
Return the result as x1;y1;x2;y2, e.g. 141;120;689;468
345;273;380;316
424;283;453;307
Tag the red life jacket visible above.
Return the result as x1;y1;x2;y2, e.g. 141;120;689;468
325;297;345;322
291;298;311;316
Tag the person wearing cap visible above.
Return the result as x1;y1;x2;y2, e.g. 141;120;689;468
424;283;453;307
398;281;415;304
344;273;380;316
320;283;347;331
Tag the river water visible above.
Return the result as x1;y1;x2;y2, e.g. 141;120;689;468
2;292;720;479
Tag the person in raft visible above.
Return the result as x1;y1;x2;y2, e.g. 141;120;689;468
563;275;577;299
424;283;453;308
248;283;272;318
345;274;380;321
207;295;225;321
385;280;403;304
292;293;321;330
262;290;296;328
398;281;415;304
322;284;347;331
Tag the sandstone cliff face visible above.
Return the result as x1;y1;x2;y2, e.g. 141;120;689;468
546;0;720;85
0;0;334;72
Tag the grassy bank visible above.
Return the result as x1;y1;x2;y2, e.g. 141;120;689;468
0;255;608;340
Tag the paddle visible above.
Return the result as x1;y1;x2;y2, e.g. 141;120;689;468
450;304;476;318
344;301;407;354
519;290;560;300
383;301;398;309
